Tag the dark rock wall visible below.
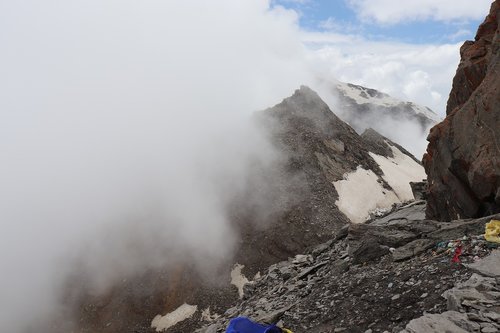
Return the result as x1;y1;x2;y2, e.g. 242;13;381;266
424;1;500;221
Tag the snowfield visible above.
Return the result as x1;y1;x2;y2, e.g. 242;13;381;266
333;144;426;223
369;145;427;202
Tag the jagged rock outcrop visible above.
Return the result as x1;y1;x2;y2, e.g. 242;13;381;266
424;0;500;221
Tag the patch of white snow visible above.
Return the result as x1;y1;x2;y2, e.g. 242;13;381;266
230;263;250;299
333;166;400;224
151;303;197;332
333;144;427;224
369;145;426;201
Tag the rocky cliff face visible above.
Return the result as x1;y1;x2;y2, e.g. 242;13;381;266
423;0;500;221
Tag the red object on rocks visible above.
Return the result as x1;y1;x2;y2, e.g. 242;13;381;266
452;246;463;264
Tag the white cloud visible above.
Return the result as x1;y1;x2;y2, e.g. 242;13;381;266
318;17;362;34
303;32;461;115
0;1;312;331
271;0;313;5
448;28;473;41
346;0;493;24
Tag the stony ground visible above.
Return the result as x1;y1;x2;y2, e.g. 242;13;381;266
191;205;500;333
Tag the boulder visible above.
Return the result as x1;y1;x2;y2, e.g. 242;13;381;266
466;249;500;277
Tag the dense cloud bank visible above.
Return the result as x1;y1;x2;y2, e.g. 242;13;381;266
0;0;475;331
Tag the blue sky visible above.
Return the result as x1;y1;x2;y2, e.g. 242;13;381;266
273;0;488;44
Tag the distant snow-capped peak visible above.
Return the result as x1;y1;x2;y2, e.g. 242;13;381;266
335;81;441;123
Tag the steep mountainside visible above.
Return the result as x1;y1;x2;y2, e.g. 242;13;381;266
424;0;500;221
58;87;427;333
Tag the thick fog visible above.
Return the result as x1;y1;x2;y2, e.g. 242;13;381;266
0;1;314;331
0;0;449;331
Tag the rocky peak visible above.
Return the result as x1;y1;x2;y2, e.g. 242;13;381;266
263;85;355;139
423;0;500;221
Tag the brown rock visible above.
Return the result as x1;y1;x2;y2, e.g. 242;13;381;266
424;1;500;221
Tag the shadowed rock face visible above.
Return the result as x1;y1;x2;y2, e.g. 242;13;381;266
423;0;500;221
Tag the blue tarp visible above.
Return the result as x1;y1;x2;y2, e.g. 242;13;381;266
225;317;282;333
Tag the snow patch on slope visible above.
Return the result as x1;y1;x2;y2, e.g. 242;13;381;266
335;81;441;122
333;167;400;224
369;145;426;202
333;144;426;224
231;263;251;299
151;303;197;332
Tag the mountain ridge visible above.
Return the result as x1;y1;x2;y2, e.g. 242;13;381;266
59;85;428;333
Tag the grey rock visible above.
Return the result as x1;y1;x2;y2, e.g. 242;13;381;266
403;311;470;333
256;303;296;324
348;237;390;264
467;250;500;278
484;312;500;323
296;262;328;280
443;273;498;312
481;323;499;333
410;182;427;201
312;242;330;257
392;239;435;261
370;201;426;227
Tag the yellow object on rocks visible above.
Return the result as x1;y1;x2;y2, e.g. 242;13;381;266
485;220;500;243
282;329;293;333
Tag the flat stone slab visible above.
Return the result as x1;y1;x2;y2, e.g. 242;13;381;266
466;249;500;278
370;201;426;227
401;311;470;333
